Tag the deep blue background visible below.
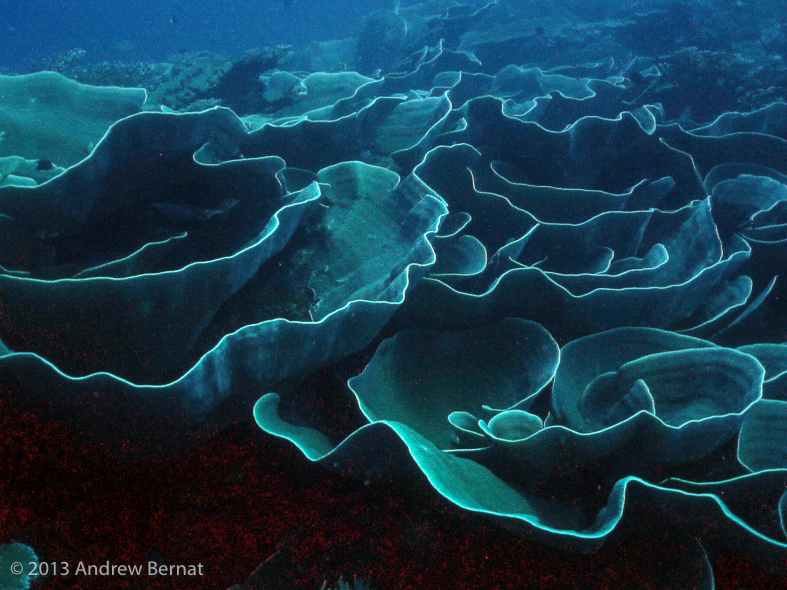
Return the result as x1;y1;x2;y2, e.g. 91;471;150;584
2;0;403;71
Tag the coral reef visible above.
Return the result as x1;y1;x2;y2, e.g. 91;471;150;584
4;2;787;589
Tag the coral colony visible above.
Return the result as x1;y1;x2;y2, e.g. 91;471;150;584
2;1;787;588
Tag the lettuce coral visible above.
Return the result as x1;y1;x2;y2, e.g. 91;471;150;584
2;40;787;588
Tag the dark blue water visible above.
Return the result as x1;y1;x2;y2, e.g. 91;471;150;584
2;0;400;71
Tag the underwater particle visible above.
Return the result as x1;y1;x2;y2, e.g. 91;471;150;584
0;542;38;589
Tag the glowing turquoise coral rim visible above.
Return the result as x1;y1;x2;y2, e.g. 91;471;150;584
254;393;787;561
0;182;446;455
254;323;784;569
